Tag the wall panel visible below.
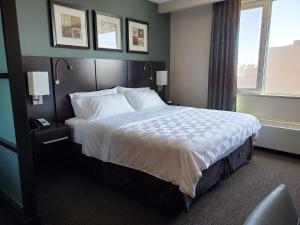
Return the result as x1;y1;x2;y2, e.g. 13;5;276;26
0;79;16;144
0;9;7;73
0;146;22;207
0;1;26;220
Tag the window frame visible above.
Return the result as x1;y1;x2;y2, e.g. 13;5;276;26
238;0;272;94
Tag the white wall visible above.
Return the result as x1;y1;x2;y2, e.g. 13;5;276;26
170;5;212;107
237;94;300;155
237;94;300;122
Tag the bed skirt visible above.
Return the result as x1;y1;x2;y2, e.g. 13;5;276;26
79;137;253;214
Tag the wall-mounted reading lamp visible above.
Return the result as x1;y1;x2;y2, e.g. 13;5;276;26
55;58;72;85
156;71;168;91
27;72;50;105
143;62;153;81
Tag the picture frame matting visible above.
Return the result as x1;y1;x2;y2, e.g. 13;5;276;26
126;18;149;54
94;10;123;52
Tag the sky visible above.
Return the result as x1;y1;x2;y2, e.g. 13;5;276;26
238;0;300;65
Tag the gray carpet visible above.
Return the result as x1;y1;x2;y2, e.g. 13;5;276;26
35;149;300;225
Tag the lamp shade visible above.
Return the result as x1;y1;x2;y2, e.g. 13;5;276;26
27;72;50;96
156;71;168;86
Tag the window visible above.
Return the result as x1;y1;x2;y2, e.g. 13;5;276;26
237;0;300;96
265;0;300;95
237;6;263;89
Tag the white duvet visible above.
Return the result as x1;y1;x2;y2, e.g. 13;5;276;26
66;106;261;198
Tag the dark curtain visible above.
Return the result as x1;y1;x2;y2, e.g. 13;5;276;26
207;0;241;111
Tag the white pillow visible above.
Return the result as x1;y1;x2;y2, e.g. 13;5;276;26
124;90;166;111
70;87;117;101
117;86;150;94
74;94;135;121
70;87;118;118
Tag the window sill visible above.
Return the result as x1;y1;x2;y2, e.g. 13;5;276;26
259;118;300;131
237;92;300;99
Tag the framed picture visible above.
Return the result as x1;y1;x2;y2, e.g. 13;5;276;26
94;11;122;51
50;1;90;49
126;18;149;54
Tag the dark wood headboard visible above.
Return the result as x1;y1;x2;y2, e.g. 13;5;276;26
23;56;166;123
52;58;97;122
96;59;128;90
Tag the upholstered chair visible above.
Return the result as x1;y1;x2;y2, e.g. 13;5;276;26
243;184;299;225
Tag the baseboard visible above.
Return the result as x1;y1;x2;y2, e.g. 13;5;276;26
255;146;300;160
0;190;41;225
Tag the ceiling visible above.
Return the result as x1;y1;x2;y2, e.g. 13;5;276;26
148;0;173;4
151;0;225;13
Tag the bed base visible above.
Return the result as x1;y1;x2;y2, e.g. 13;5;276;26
78;137;253;214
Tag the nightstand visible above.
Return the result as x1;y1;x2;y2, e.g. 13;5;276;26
31;123;71;172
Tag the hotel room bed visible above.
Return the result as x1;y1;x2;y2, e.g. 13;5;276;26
66;105;260;213
24;57;260;213
83;138;253;213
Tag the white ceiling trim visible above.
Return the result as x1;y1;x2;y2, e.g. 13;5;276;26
158;0;225;13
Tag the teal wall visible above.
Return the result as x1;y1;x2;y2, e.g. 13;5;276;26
15;0;170;66
0;79;16;145
0;7;23;208
0;146;23;207
0;80;22;207
0;9;7;73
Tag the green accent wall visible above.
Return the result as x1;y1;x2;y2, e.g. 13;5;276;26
0;9;8;73
15;0;170;66
0;146;23;207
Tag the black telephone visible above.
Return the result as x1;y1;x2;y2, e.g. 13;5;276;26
29;118;50;130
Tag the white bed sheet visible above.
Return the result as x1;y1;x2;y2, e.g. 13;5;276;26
65;106;261;198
